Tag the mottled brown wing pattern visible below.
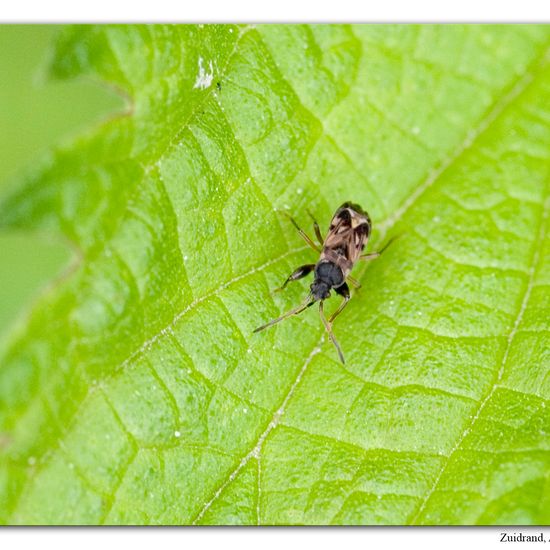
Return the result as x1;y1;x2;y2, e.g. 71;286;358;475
254;201;383;365
321;203;371;277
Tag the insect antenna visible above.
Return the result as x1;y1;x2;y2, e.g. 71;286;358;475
253;295;315;333
319;301;346;364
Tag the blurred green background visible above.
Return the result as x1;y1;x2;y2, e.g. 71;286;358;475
0;25;122;339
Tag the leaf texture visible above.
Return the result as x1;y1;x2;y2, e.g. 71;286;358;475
0;24;549;525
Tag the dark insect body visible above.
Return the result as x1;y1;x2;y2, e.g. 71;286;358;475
254;202;392;364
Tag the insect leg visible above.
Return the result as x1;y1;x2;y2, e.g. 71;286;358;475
360;252;380;261
283;213;322;253
330;282;351;323
307;210;324;246
272;264;315;293
319;300;345;364
254;295;314;333
346;275;362;290
360;235;399;261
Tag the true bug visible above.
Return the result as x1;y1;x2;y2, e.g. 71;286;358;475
254;202;393;364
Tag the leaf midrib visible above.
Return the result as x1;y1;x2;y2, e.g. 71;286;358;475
184;41;550;526
7;30;550;525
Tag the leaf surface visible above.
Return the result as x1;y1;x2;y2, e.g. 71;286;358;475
0;24;549;525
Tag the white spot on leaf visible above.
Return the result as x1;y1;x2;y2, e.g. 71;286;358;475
194;57;214;90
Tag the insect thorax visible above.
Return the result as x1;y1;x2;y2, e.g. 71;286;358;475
321;248;353;276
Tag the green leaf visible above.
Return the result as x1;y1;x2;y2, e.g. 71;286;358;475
0;25;123;336
0;24;549;525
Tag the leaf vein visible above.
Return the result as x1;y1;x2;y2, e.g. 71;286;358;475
409;188;549;525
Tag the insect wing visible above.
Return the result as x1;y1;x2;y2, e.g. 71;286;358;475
324;204;371;265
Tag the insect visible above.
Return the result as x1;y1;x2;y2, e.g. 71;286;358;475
254;202;393;364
